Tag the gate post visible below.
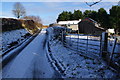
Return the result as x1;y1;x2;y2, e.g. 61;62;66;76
101;32;108;57
109;38;117;64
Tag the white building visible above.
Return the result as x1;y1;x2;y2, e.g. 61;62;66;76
58;19;81;31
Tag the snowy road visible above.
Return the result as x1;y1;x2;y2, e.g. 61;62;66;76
2;29;61;78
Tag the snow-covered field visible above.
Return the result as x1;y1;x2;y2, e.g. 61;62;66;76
49;39;119;78
1;29;31;53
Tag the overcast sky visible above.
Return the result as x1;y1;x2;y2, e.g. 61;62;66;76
1;1;118;25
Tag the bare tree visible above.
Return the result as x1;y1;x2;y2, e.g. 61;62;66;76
12;2;26;18
24;15;42;29
24;15;42;24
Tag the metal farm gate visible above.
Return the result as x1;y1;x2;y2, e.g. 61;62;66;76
64;34;102;59
61;31;119;72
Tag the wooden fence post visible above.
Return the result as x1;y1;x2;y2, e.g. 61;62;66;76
109;38;117;64
101;32;108;57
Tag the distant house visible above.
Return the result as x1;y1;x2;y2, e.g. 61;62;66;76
58;19;81;31
78;18;105;35
49;23;61;27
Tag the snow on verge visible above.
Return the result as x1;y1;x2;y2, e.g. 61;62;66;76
1;29;31;53
49;40;119;78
